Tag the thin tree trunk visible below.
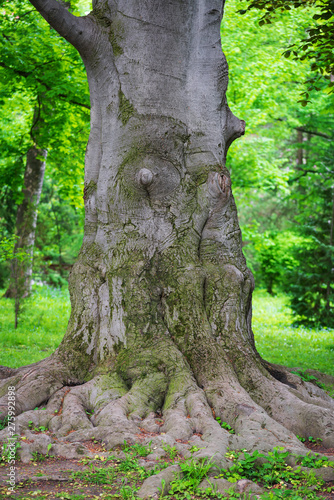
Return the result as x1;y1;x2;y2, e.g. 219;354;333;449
5;146;47;298
326;189;334;311
296;129;303;165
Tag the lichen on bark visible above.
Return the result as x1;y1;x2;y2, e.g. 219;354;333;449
1;1;334;495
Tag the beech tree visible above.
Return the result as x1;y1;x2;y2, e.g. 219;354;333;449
1;0;334;479
0;0;89;295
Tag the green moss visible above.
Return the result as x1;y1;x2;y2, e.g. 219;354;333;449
84;180;97;198
92;3;112;28
118;91;134;126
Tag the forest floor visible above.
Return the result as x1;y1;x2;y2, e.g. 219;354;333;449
1;432;334;500
1;288;334;499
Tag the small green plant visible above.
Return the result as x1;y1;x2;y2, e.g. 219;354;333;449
216;417;235;434
32;451;47;462
1;437;21;463
295;452;333;469
118;455;141;472
0;413;9;430
122;439;152;457
307;436;322;444
169;456;215;494
162;442;178;460
225;449;241;461
217;446;328;493
120;485;137;500
72;464;116;484
291;370;318;383
296;435;306;443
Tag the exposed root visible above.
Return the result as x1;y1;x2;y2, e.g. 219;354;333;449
0;357;71;417
0;332;333;472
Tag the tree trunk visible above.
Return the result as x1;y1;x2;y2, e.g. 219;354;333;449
4;146;46;298
0;0;334;476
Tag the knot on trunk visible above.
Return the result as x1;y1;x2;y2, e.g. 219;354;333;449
138;168;154;187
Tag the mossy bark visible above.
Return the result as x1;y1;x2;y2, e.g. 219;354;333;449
1;0;334;476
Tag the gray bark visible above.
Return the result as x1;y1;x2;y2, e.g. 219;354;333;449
0;0;333;472
5;146;46;298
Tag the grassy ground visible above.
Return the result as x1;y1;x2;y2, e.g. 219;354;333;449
0;286;69;368
253;290;334;377
0;287;334;377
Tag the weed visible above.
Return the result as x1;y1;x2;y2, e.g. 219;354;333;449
0;435;21;463
216;417;235;434
122;439;152;457
307;436;322;444
169;456;215;494
291;370;318;383
32;451;47;462
225;449;241;461
162;442;178;460
27;421;48;433
120;485;137;500
0;414;9;430
118;455;140;472
218;447;327;492
295;452;334;468
71;464;115;484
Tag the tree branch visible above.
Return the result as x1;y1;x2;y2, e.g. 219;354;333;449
294;126;332;140
0;61;90;110
27;0;91;52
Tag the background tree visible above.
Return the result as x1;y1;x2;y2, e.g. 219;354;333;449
223;0;334;325
0;0;333;481
238;0;334;97
0;0;89;295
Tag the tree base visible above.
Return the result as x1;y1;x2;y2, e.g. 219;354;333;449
1;349;334;470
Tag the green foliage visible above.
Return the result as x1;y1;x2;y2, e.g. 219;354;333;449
223;0;334;328
0;0;89;290
162;442;179;460
0;414;9;431
0;0;89;207
239;0;334;95
118;455;140;472
0;436;21;463
291;370;318;383
216;418;235;434
169;457;215;494
33;178;84;286
219;447;325;489
72;464;116;484
295;453;333;468
122;440;152;457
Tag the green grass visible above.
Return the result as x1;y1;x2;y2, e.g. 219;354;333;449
1;286;334;378
253;290;334;377
0;286;69;368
